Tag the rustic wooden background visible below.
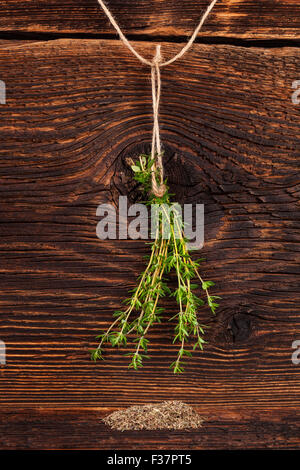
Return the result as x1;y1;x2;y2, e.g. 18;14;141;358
0;0;299;450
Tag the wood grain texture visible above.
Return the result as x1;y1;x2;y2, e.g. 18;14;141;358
0;0;300;39
0;39;299;449
0;407;299;449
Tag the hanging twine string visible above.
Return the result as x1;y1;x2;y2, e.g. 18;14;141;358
151;45;165;196
96;0;219;196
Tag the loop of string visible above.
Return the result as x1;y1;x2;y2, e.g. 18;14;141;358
96;0;219;196
151;45;165;197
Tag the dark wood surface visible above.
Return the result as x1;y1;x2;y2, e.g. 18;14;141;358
0;0;299;39
0;4;299;451
1;407;299;450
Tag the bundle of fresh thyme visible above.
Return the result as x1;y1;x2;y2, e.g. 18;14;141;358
91;154;220;373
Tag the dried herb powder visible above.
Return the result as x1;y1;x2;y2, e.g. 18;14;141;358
103;400;203;431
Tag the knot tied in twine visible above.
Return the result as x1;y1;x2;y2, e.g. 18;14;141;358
96;0;220;197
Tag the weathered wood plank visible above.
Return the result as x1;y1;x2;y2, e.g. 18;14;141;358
0;0;299;39
0;406;299;449
0;39;299;448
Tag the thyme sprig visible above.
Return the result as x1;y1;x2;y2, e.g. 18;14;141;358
91;154;219;373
